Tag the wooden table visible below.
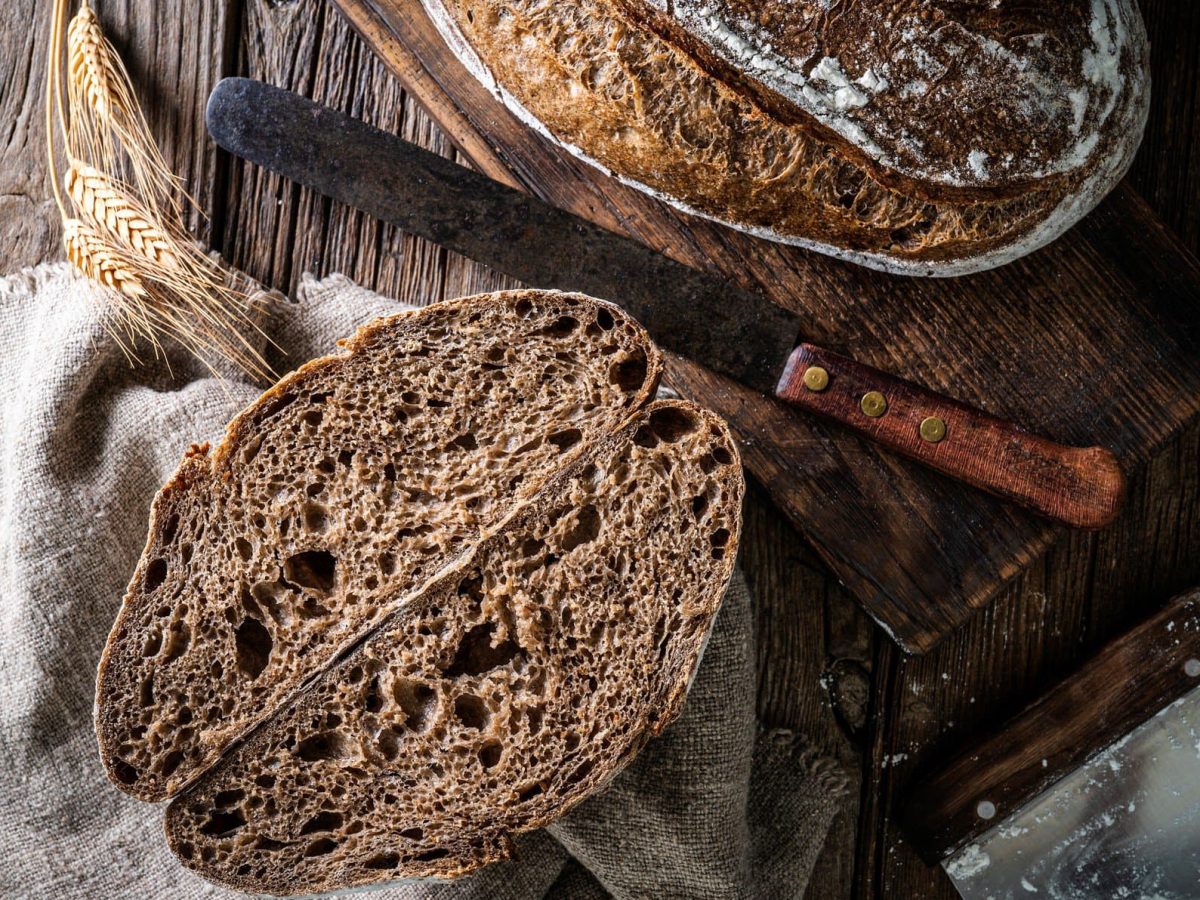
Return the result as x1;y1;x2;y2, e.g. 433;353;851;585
3;2;1197;896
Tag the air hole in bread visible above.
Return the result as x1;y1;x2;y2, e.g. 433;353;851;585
162;622;190;662
393;679;437;730
254;837;287;852
710;445;733;466
539;315;579;338
414;849;450;863
479;740;503;769
363;676;384;713
214;789;245;808
299;811;343;835
199;809;246;837
548;428;582;451
235;537;253;561
595;308;615;330
296;732;351;762
302;409;323;429
242;434;265;465
444;623;522;677
609;352;648;393
560;505;601;552
144;558;167;594
112;759;139;785
453;694;489;730
449;432;479;452
648;407;697;442
633;424;657;448
263;392;297;419
514;298;533;318
378;727;401;760
161;513;180;546
304;838;338;857
711;528;730;548
138;676;154;707
692;495;708;518
302;503;331;534
284;551;337;592
427;398;450;409
516;783;543;802
364;852;400;870
142;630;162;657
235;618;272;680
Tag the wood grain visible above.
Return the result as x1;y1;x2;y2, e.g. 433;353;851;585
329;0;1200;656
777;344;1125;530
902;590;1200;864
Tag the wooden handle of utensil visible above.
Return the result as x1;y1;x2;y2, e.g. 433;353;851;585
775;344;1125;529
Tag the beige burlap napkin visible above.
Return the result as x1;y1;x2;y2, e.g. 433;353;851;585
0;264;847;899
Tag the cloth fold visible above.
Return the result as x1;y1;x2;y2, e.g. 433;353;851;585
0;265;845;899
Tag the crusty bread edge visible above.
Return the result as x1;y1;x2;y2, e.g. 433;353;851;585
162;399;744;895
94;289;665;802
420;0;1150;277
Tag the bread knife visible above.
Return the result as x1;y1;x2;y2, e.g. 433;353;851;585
205;77;1124;530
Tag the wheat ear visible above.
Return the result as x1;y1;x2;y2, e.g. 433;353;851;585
66;1;184;221
66;161;178;268
62;218;147;300
46;0;277;382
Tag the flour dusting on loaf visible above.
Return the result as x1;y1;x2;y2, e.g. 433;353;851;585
421;0;1150;274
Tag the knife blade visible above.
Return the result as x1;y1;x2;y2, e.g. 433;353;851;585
206;77;1125;530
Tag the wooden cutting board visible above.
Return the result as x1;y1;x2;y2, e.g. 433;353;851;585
330;0;1200;654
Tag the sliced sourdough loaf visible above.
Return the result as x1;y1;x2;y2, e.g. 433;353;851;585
164;399;742;894
96;290;663;801
420;0;1149;274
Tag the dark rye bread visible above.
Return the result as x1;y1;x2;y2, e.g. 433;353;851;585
164;400;742;895
96;290;662;802
420;0;1149;274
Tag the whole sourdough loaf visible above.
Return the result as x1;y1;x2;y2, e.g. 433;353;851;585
96;289;744;895
165;400;742;893
96;290;663;801
420;0;1150;275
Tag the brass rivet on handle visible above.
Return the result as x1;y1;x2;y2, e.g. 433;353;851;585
802;366;830;392
920;416;947;443
860;391;887;417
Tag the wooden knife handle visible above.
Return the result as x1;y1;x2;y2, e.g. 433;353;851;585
775;344;1125;529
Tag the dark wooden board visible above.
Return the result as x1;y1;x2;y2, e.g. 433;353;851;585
330;0;1200;653
902;589;1200;863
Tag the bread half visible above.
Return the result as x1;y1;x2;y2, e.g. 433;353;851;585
96;290;663;801
164;400;742;894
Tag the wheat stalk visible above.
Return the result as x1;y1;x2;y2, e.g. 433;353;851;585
45;0;276;382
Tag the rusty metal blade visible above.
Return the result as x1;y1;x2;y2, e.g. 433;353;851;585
206;77;801;395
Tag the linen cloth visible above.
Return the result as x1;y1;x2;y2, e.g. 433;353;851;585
0;264;847;900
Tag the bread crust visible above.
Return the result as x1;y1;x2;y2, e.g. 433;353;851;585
95;289;663;801
420;0;1149;274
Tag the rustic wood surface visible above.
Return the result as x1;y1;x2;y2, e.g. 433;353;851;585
0;1;1197;897
331;0;1200;657
903;589;1200;865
